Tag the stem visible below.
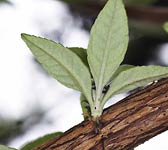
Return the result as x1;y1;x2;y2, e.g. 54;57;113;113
91;98;103;119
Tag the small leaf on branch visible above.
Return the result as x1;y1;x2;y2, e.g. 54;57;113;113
68;47;88;67
21;34;93;106
103;66;168;105
111;64;134;81
87;0;128;101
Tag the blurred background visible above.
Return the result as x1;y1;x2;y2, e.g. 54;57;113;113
0;0;168;149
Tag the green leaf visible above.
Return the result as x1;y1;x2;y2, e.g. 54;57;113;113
68;47;88;67
111;64;134;80
21;132;63;150
80;93;91;120
0;145;17;150
104;65;134;90
163;22;168;33
87;0;128;101
0;0;9;3
21;34;93;106
102;66;168;106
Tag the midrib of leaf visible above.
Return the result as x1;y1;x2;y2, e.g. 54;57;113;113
96;0;117;101
102;73;168;105
25;37;92;104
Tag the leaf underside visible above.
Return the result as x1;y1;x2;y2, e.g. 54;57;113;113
21;34;93;104
103;66;168;104
68;47;89;67
111;64;134;81
87;0;128;99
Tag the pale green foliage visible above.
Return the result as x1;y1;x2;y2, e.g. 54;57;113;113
87;0;128;103
103;66;168;106
111;65;134;80
20;132;63;150
22;0;168;118
21;34;93;106
163;22;168;33
68;47;88;67
0;145;17;150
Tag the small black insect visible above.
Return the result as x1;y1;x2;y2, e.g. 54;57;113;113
92;80;96;90
102;84;110;94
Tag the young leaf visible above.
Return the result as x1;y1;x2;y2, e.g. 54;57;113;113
0;145;17;150
68;47;88;67
102;66;168;106
111;64;134;80
87;0;128;100
21;132;63;150
21;34;93;105
103;65;134;93
80;93;91;120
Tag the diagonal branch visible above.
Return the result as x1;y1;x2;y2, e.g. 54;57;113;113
35;78;168;150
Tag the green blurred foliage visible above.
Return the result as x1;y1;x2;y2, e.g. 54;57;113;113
0;145;17;150
0;118;23;144
21;132;63;150
0;107;46;145
0;0;9;4
163;22;168;33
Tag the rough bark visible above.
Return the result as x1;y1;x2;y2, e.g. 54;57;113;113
35;78;168;150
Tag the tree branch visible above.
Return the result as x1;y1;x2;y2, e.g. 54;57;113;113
35;78;168;150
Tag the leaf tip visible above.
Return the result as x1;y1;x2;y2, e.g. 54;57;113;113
21;33;29;40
